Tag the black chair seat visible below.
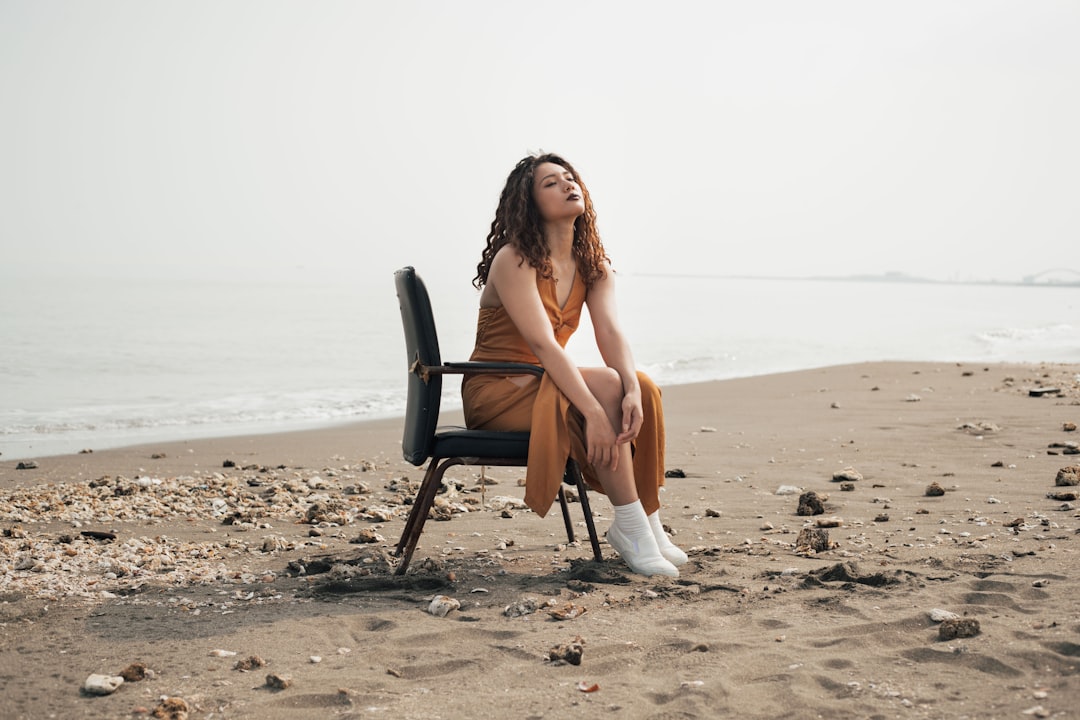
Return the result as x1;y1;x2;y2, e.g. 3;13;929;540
431;428;530;459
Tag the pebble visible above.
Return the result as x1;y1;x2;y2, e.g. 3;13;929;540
152;696;189;720
795;527;831;554
82;673;124;696
351;528;384;544
797;491;825;516
832;467;862;483
548;602;587;620
265;673;293;690
428;594;460;617
1055;466;1080;487
547;638;584;666
939;618;980;640
119;662;151;681
929;608;960;622
504;597;541;617
233;655;267;671
925;482;946;497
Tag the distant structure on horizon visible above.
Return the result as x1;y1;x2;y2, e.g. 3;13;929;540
1021;268;1080;286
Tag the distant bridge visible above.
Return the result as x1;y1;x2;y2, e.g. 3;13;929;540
1022;268;1080;285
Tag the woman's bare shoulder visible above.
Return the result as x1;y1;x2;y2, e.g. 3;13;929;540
480;245;535;308
490;244;533;278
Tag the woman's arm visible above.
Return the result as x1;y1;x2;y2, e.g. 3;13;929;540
584;264;644;444
488;247;621;470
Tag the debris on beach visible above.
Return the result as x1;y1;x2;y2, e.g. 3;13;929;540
150;696;189;720
938;617;980;640
504;597;545;617
428;594;460;617
797;491;825;516
351;528;384;544
1049;442;1079;456
82;673;123;696
928;608;960;623
794;527;831;554
547;637;584;666
547;602;587;621
831;467;862;483
1055;466;1080;486
233;655;267;671
119;662;152;681
958;421;1000;434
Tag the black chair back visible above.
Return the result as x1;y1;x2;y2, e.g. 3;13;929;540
394;266;443;465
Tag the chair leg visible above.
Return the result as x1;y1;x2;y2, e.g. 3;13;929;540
566;459;603;562
557;485;575;544
394;457;459;575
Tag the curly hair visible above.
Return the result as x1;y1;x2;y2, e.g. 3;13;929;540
472;153;610;289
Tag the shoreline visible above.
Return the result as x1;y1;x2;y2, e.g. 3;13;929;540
3;360;1080;719
5;357;1076;466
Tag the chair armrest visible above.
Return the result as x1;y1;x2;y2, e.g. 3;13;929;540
426;361;544;377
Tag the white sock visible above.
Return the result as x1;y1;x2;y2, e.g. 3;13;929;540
648;511;688;566
607;501;678;577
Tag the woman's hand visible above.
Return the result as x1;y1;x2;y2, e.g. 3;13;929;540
585;408;620;471
616;390;643;444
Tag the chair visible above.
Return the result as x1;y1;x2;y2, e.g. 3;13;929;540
392;266;602;575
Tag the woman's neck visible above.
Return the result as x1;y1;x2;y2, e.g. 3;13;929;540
544;221;575;263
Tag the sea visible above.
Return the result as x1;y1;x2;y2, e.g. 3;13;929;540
2;270;1078;461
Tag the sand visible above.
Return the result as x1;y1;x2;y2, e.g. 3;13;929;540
2;361;1079;719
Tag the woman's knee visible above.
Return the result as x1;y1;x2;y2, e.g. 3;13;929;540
582;367;623;407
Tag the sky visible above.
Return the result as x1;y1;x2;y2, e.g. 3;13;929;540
2;1;1078;285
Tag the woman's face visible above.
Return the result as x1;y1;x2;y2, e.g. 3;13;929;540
532;162;585;223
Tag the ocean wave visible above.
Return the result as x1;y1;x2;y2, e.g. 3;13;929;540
0;388;408;438
974;323;1080;359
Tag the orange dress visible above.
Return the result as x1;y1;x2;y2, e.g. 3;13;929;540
461;271;666;518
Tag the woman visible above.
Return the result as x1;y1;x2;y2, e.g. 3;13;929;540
462;153;686;578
